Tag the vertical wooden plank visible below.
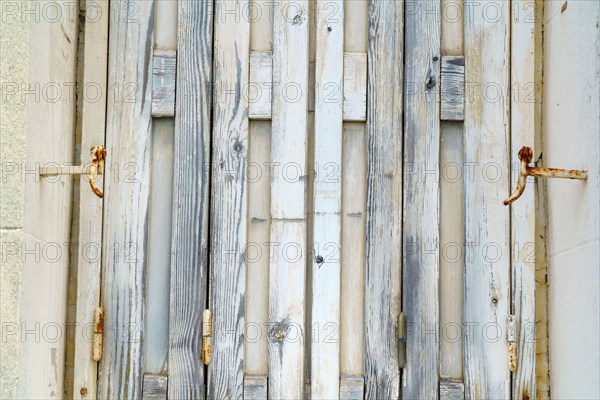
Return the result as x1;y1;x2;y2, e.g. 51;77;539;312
168;0;213;398
18;1;78;397
402;0;441;397
311;0;344;398
511;0;542;398
463;1;511;398
364;0;404;398
72;0;108;398
207;0;250;398
97;0;154;398
268;0;309;398
341;0;367;380
439;0;465;385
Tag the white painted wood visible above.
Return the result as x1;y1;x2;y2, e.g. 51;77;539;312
248;51;366;121
72;1;109;398
268;2;309;396
510;1;542;399
439;122;464;381
340;375;365;400
168;0;213;398
249;51;273;120
402;1;441;397
341;0;367;379
207;0;250;397
544;2;599;399
364;1;404;398
311;1;344;398
340;122;366;376
18;2;78;398
152;50;176;118
343;53;367;121
440;56;465;121
243;375;267;400
97;1;154;398
463;1;511;398
441;0;464;56
154;0;178;50
245;120;271;376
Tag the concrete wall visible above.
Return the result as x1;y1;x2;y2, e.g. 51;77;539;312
0;0;29;398
543;1;600;398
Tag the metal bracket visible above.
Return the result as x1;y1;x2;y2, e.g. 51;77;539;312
202;309;212;365
39;145;106;198
504;146;588;205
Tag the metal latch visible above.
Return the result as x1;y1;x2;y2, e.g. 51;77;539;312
202;309;212;365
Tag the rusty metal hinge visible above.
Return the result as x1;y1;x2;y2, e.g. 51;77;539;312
92;306;104;362
398;313;406;369
507;314;517;372
202;309;212;365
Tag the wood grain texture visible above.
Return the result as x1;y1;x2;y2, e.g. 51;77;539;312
72;0;108;398
268;2;309;396
511;1;542;398
311;0;344;398
343;53;367;121
249;51;273;120
207;0;250;397
340;375;365;400
152;50;176;118
440;56;465;121
440;380;465;400
142;374;167;400
97;1;154;398
168;0;213;398
364;0;404;398
402;1;441;397
243;375;268;400
463;1;511;398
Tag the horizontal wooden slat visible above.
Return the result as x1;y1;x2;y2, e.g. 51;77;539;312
340;375;364;400
142;374;167;400
249;51;367;121
440;55;464;121
440;380;465;400
243;375;267;400
152;50;176;118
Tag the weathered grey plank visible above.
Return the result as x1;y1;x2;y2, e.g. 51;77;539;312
72;0;108;398
511;1;543;399
464;1;511;398
243;375;267;400
152;50;176;118
343;53;367;121
440;380;465;400
364;0;404;398
340;375;365;400
268;1;309;397
143;374;167;400
206;0;250;398
440;56;465;121
168;0;213;398
402;0;441;397
249;51;272;120
97;1;154;398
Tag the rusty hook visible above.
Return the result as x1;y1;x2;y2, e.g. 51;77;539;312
89;145;106;198
504;146;588;206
